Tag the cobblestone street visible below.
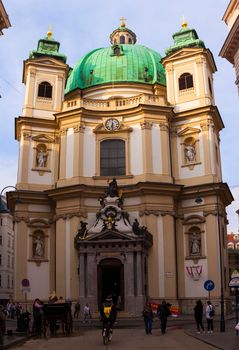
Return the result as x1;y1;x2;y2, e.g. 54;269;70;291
9;328;217;350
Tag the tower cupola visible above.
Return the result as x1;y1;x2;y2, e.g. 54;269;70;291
165;20;205;56
110;18;137;45
29;29;67;63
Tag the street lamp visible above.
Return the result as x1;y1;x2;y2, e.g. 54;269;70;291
0;185;18;198
0;186;21;208
195;186;225;332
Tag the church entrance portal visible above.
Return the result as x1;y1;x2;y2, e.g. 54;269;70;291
98;258;124;310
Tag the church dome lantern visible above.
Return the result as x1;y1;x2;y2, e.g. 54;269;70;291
110;17;137;45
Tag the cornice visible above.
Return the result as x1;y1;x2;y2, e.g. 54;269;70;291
173;105;224;131
55;103;173;121
220;14;239;64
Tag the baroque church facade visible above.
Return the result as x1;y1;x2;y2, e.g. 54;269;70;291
8;19;233;314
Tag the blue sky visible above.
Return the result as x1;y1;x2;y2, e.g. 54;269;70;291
0;0;238;231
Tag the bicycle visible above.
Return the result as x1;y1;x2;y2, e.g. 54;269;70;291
102;322;112;347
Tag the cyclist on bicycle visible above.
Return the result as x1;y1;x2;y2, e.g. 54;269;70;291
100;295;117;342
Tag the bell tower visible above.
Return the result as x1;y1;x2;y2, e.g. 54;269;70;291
16;31;69;189
22;29;68;119
162;20;216;113
162;21;223;185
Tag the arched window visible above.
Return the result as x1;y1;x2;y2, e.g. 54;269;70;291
128;38;132;44
114;46;121;55
179;73;193;90
236;243;239;250
38;81;52;98
120;35;125;44
100;139;126;176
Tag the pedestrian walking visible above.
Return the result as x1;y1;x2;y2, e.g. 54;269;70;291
157;300;171;334
0;306;6;350
83;303;91;323
32;298;43;335
74;301;81;319
142;303;153;335
194;300;205;333
205;300;214;333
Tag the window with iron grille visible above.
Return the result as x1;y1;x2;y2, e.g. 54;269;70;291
100;139;126;176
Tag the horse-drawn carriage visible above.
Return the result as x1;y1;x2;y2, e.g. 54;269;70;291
41;302;73;336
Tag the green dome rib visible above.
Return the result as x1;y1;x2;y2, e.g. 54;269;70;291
65;44;166;94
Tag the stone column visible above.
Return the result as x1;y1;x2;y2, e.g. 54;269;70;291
125;252;135;314
79;253;85;298
73;124;85;178
85;253;97;312
136;251;143;296
140;121;153;175
135;250;144;315
59;128;67;179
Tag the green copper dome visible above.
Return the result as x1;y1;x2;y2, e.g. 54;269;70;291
65;44;166;94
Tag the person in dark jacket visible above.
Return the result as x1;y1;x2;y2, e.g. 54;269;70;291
194;300;205;333
100;296;117;341
142;303;153;334
157;300;171;334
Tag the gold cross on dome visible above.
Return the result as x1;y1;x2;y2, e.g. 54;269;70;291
120;17;126;27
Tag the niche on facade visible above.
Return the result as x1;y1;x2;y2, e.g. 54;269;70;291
178;127;201;170
183;215;206;263
28;219;49;265
32;134;54;175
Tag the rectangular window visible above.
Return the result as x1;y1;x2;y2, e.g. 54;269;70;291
100;139;126;176
0;236;2;245
0;255;2;265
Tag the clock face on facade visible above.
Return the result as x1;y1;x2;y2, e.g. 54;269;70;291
105;118;120;131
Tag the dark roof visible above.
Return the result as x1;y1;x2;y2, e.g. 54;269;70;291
0;196;9;213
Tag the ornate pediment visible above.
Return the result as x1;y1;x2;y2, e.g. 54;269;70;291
81;229;134;242
32;134;55;143
177;127;201;137
30;57;67;67
183;214;205;226
166;47;203;60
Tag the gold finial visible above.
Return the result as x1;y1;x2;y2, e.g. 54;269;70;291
181;15;188;29
47;25;53;39
120;17;126;27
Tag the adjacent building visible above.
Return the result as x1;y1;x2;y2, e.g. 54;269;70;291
0;0;11;35
0;196;14;303
220;0;239;93
8;20;233;315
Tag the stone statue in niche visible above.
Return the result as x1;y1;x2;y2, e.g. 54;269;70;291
34;235;44;257
189;232;201;256
36;148;48;167
106;178;119;197
185;144;196;163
